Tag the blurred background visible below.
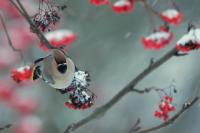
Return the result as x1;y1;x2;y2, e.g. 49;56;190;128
1;0;200;133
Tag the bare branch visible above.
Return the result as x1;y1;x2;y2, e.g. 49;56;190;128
0;13;23;60
10;0;55;49
170;0;180;11
130;97;199;133
63;48;177;133
131;86;166;94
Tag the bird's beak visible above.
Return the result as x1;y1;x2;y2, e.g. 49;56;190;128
52;49;66;65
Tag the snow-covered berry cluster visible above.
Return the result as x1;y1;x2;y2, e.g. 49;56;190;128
40;29;77;51
154;96;175;121
160;9;183;25
112;0;135;13
65;71;95;110
176;27;200;53
31;0;66;32
89;0;136;13
65;88;94;110
142;26;174;50
11;66;33;83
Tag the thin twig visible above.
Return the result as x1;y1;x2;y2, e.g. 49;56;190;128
170;0;180;11
139;0;166;27
0;124;11;131
10;0;55;49
0;13;24;60
132;87;167;94
130;97;199;133
63;48;177;133
139;0;161;18
129;118;141;133
140;0;157;30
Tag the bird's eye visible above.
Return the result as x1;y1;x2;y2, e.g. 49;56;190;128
57;64;67;74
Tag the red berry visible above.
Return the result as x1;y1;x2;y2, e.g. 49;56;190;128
89;0;110;6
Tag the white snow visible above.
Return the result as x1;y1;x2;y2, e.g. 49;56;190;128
161;9;179;19
17;66;31;72
177;28;200;46
113;0;130;7
74;71;88;87
145;31;170;43
44;29;75;41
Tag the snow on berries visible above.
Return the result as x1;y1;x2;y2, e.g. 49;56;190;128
11;66;33;83
160;9;183;25
64;71;95;110
89;0;110;6
40;29;77;51
31;0;66;32
32;9;61;32
142;26;174;50
176;27;200;53
154;96;175;121
112;0;135;13
65;88;95;110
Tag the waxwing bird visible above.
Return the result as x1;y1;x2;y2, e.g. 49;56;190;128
32;49;75;89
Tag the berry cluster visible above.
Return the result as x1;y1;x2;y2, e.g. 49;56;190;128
176;26;200;53
32;9;61;32
112;0;135;13
89;0;136;13
65;71;95;110
89;0;110;6
11;66;33;83
160;9;183;25
154;96;175;121
40;29;77;51
31;0;66;32
65;88;94;110
142;26;174;50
